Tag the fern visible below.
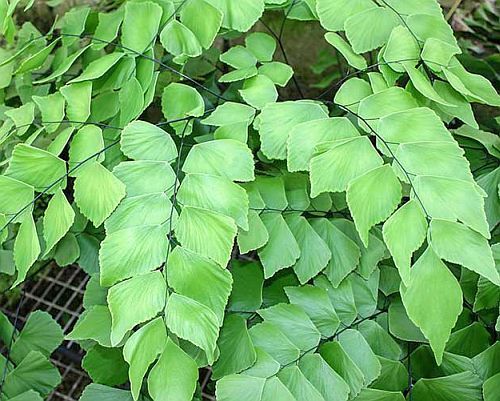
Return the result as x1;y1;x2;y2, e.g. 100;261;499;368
0;0;499;400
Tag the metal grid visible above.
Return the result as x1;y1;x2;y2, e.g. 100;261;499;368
1;265;217;401
1;264;91;401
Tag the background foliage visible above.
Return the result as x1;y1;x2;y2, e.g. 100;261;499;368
0;0;499;400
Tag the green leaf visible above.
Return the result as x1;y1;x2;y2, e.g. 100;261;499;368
113;160;176;197
347;165;401;247
325;32;367;70
69;52;125;84
320;341;365;398
285;285;340;338
316;0;375;31
181;0;222;49
412;372;482;401
413;175;489;239
202;102;256;126
60;82;92;122
10;311;63;364
175;206;237;267
13;214;40;287
220;66;259;83
227;260;264;313
74;162;126;227
122;1;162;53
165;292;219;363
6;144;66;192
68;127;106;176
148;338;199;401
237;210;269;254
212;314;257;379
32;92;65;133
353;389;405;401
258;303;321;351
92;9;124;51
249;322;300;365
80;384;134;401
285;214;331;284
99;224;169;286
208;0;265;32
310;219;361;287
66;306;113;347
160;20;203;58
433;82;478;129
5;102;35;137
220;45;257;69
119;77;145;126
258;62;294;87
404;65;455;106
344;7;399;54
406;14;458;49
216;374;265;401
278;365;324;401
182;139;255;182
33;45;91;84
429;219;499;286
42;189;75;256
123;317;167;400
358;320;402;360
310;137;383;197
383;26;420;73
15;38;60;75
121;121;177;162
258;213;300;279
257;100;328;160
0;175;34;222
382;200;428;285
483;373;500;401
167;246;233;324
239;74;278;109
108;271;166;345
401;247;463;364
82;345;128;386
2;351;61;398
421;38;460;71
245;32;276;62
162;82;204;134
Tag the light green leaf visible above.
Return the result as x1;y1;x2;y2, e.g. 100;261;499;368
354;389;405;401
401;247;463;364
208;0;265;32
181;0;222;49
347;165;402;247
175;206;237;267
325;32;367;70
345;7;399;54
259;62;294;87
278;366;324;401
220;66;259;83
165;292;219;363
422;38;460;71
68;125;105;176
382;200;428;285
285;214;331;284
413;175;489;239
249;322;300;365
13;214;40;287
429;219;499;286
257;100;328;160
82;345;128;386
220;45;257;69
310;137;383;197
119;77;145;126
66;306;112;347
310;219;361;287
258;213;300;279
122;1;162;53
6;144;66;192
433;82;478;129
212;314;257;379
108;271;166;345
239;74;278;110
15;38;60;75
69;52;125;84
32;93;65;133
162;82;204;134
316;0;375;31
74;162;126;227
33;45;91;84
202;102;256;126
92;9;124;51
406;14;458;48
113;161;176;197
160;20;202;58
404;65;455;106
121;121;177;162
258;303;321;351
216;374;265;401
0;175;34;222
245;32;276;63
99;224;169;286
285;285;340;338
123;317;167;400
182;139;255;182
383;26;420;73
237;210;269;254
167;246;232;325
148;338;199;401
42;189;75;256
412;372;482;401
79;384;134;401
60;82;92;122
